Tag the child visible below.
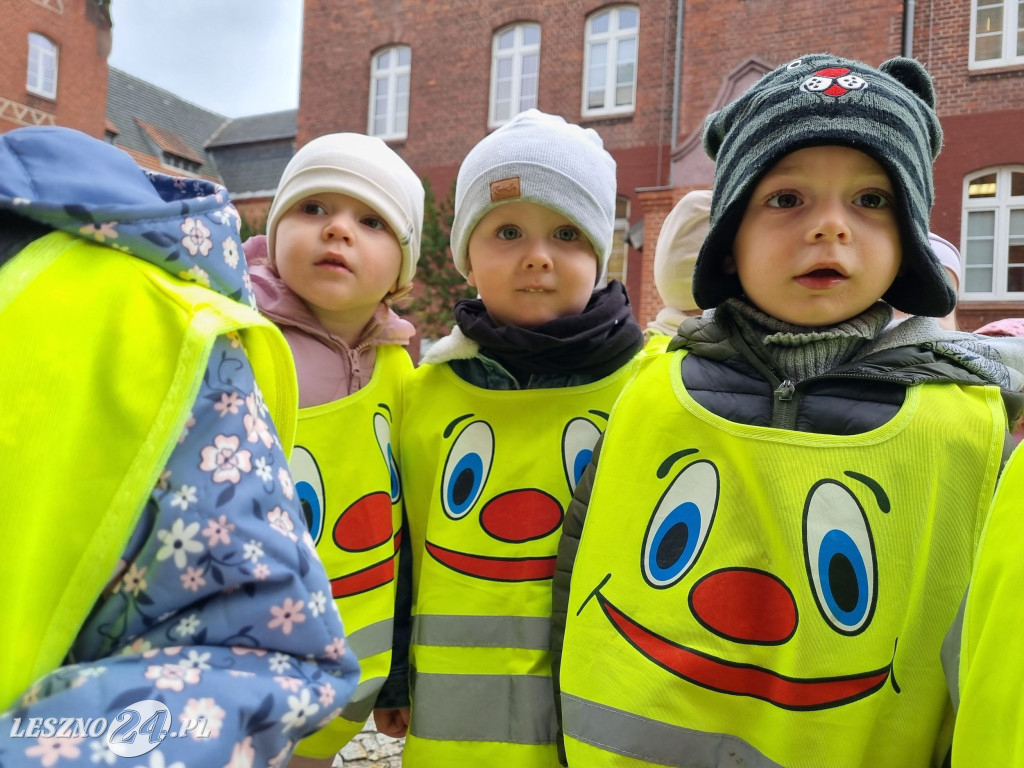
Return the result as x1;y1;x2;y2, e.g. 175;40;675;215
645;188;713;351
0;126;359;767
242;133;424;765
390;109;644;767
552;54;1024;768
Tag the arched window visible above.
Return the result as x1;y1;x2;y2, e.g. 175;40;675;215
27;33;58;99
582;5;639;117
962;166;1024;298
969;0;1024;68
369;45;411;140
489;23;540;128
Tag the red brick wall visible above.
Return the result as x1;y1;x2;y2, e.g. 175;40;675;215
0;0;110;136
300;0;675;318
674;0;905;149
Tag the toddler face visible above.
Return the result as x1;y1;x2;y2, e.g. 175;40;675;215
728;146;902;327
274;192;401;325
466;202;598;328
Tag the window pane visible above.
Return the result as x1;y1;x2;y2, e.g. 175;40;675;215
1011;208;1024;237
522;25;540;46
588;89;605;109
497;58;513;79
967;210;996;241
496;79;512;100
618;8;639;29
521;53;538;77
376;50;391;69
591;11;610;34
498;29;515;50
966;266;994;292
396;73;409;99
397;47;411;66
978;4;1004;32
617;37;636;68
1006;265;1024;291
969;173;998;197
1012;172;1024;197
615;82;633;106
975;33;1003;59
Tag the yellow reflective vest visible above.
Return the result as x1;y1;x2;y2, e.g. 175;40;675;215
400;358;638;768
561;350;1004;768
291;344;412;758
0;232;297;711
953;442;1024;767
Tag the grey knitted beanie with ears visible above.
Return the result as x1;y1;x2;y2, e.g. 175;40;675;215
692;53;953;318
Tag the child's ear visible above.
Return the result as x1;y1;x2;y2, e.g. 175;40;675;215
722;254;737;275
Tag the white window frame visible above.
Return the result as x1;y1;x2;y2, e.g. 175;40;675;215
961;165;1024;299
368;45;411;141
969;0;1024;69
581;5;639;117
27;32;58;99
488;23;541;129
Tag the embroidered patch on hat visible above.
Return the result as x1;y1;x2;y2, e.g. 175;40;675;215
800;67;868;97
490;177;522;202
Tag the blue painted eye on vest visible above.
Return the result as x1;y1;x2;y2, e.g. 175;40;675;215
803;480;877;635
642;459;720;589
562;417;602;494
440;420;495;519
373;412;402;503
290;446;325;544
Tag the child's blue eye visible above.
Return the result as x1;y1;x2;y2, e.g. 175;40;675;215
554;226;580;242
440;421;494;519
497;226;521;241
641;459;719;588
373;413;401;503
804;480;877;635
289;446;325;544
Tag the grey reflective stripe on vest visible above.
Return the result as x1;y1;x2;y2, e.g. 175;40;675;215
413;613;550;649
345;617;394;661
341;676;386;722
942;590;967;711
410;670;557;744
561;693;785;768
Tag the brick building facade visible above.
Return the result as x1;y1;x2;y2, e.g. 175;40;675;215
0;0;111;136
298;0;677;311
299;0;1023;332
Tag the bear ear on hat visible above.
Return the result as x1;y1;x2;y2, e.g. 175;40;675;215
879;57;936;107
701;108;728;162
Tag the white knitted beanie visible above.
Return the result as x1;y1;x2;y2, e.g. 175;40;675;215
654;189;713;313
266;133;425;290
449;109;617;283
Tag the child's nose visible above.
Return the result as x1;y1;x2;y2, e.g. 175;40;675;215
811;200;850;242
522;241;554;271
323;211;356;240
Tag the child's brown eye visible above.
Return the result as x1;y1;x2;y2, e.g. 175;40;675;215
362;216;387;231
856;192;891;209
301;202;327;215
767;192;801;209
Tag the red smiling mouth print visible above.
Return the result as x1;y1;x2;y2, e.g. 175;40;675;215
426;541;557;582
596;590;890;710
330;530;402;599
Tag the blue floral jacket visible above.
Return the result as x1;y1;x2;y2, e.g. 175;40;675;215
0;127;360;767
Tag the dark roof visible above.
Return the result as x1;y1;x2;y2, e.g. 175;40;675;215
206;110;297;148
106;68;227;177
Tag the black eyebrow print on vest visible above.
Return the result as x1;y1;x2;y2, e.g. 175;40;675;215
443;414;475;439
844;470;891;513
378;403;392;421
657;448;700;480
588;409;610;422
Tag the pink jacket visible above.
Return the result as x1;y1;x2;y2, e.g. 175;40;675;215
245;235;415;408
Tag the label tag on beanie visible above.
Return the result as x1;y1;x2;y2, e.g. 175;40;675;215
490;177;521;202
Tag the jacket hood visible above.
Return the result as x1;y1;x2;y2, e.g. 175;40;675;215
0;126;252;306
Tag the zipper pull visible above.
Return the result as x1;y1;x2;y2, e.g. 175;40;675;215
774;379;795;401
